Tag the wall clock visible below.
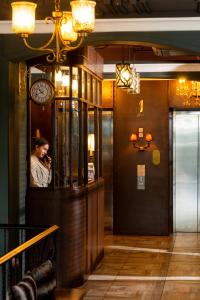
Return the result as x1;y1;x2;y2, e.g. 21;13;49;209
30;79;55;105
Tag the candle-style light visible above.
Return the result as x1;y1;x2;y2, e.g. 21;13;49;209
11;2;37;35
71;0;96;33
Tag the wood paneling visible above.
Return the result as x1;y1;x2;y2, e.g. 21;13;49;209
86;180;104;274
27;188;86;287
113;80;170;235
102;81;114;108
0;59;9;224
9;62;27;224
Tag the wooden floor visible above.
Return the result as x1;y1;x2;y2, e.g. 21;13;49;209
82;232;200;299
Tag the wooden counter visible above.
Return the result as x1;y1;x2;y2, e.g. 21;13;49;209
26;178;104;288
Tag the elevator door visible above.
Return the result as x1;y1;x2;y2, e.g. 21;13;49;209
173;112;200;232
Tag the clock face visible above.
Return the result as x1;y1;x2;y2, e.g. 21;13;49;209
30;79;55;105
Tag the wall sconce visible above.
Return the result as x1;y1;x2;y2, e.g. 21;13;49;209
130;130;153;151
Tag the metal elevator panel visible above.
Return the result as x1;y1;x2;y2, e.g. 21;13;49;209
173;112;200;232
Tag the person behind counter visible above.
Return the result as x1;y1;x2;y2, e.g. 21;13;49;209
30;137;52;187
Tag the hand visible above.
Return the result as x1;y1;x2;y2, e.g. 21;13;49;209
44;155;52;170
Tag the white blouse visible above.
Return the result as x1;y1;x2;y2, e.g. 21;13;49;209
30;155;52;187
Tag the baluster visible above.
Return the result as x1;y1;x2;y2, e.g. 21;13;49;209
2;264;6;299
18;255;23;283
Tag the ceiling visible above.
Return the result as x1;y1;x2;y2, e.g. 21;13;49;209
95;45;200;64
1;0;200;68
95;0;200;18
1;0;200;20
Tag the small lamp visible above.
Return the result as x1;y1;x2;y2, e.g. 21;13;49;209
145;133;153;143
88;133;95;156
130;133;138;142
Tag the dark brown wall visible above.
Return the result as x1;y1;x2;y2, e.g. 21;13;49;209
113;80;170;235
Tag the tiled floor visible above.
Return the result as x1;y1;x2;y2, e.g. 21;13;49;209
83;233;200;299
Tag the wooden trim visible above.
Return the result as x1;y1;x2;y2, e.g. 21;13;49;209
94;107;99;180
53;98;103;110
0;225;59;265
99;109;103;177
69;66;73;186
78;101;83;186
83;103;88;185
78;68;83;185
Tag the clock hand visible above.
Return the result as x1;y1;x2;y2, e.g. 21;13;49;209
39;88;44;94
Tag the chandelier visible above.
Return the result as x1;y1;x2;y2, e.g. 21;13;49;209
176;78;200;106
116;63;140;94
11;0;96;64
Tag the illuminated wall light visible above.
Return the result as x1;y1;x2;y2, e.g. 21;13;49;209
130;130;153;151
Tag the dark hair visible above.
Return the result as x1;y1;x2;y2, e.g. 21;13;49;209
33;137;49;149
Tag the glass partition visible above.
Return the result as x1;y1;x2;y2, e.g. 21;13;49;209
55;66;70;97
55;100;70;187
28;64;102;189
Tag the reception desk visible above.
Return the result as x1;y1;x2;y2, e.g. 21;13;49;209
27;178;104;287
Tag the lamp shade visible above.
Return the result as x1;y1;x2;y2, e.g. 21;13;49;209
71;0;96;33
116;64;132;89
128;70;140;94
60;12;78;42
11;1;37;35
130;133;138;142
145;133;153;142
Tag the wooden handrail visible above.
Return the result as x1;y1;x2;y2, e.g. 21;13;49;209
0;225;59;265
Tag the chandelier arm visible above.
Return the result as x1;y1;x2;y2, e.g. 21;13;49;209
22;30;56;52
61;35;85;52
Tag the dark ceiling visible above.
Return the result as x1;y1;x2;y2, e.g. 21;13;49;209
1;0;200;20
